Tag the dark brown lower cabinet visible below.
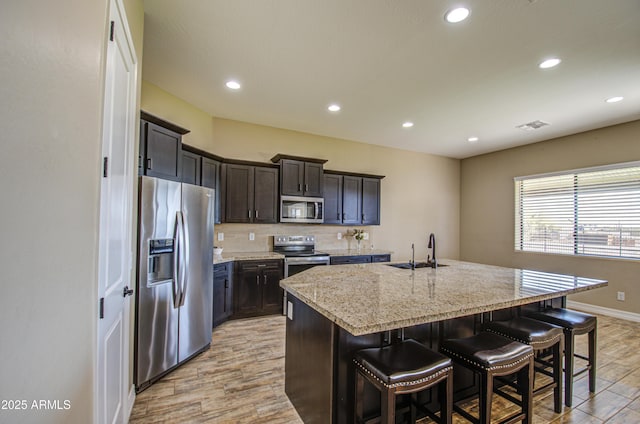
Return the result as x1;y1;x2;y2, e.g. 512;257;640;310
329;254;390;265
233;260;283;318
213;262;233;329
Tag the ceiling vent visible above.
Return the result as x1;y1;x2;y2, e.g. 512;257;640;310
516;120;550;131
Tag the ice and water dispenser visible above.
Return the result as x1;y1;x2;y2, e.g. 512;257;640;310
147;239;174;286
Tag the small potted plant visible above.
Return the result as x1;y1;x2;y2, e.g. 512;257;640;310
352;229;365;251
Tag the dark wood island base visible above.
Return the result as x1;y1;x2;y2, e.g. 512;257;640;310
284;293;567;424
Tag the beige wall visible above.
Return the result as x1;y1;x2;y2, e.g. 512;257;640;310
141;82;461;261
0;1;104;423
460;120;640;314
0;0;144;423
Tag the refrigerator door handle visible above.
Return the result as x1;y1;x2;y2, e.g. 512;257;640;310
172;212;182;308
178;210;190;307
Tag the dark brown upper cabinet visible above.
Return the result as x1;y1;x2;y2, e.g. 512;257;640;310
181;145;223;224
323;171;384;225
139;111;189;182
222;162;278;224
341;175;362;225
181;150;201;185
271;154;327;197
201;157;222;224
361;177;381;225
323;173;343;224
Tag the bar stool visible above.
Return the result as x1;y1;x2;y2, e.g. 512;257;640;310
440;332;534;424
354;339;453;424
485;316;564;412
526;308;596;407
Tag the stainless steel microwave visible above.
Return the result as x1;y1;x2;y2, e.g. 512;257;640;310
280;196;324;224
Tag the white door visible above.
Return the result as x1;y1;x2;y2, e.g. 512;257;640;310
96;0;137;423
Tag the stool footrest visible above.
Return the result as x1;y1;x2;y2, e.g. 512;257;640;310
534;380;557;394
412;400;443;423
493;387;523;407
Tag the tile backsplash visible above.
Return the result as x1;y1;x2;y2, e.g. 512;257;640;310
214;223;376;252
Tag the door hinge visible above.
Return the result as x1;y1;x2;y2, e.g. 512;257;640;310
99;297;105;319
109;21;115;42
103;157;108;178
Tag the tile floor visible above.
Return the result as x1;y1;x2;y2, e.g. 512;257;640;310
130;314;640;423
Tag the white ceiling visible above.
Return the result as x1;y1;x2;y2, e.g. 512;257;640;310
141;0;640;159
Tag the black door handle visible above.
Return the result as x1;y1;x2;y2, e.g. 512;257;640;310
123;286;134;297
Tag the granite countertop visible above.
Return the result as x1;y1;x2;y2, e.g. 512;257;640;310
213;251;284;264
279;259;608;336
322;249;393;257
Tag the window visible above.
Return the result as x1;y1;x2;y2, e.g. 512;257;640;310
515;162;640;259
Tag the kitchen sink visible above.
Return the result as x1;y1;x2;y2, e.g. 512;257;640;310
387;262;448;269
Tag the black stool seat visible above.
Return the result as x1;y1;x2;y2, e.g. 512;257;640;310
441;332;534;424
485;316;563;348
527;308;596;333
485;316;564;413
354;339;453;424
526;308;597;407
441;332;533;370
355;339;452;387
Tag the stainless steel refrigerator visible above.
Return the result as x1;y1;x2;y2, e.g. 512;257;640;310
134;176;214;392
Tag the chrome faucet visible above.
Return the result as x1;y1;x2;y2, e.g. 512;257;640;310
427;233;437;268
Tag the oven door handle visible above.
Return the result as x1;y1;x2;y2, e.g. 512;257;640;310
284;256;330;278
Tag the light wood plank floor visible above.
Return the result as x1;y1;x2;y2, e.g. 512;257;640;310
130;314;640;423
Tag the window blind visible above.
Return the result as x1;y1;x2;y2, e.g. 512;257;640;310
515;163;640;259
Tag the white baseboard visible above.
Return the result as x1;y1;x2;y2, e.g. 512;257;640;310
126;384;136;421
566;300;640;323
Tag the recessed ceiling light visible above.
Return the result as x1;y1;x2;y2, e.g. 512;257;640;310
606;96;624;103
467;136;479;143
402;122;414;128
539;58;561;69
445;7;470;23
225;80;241;90
328;104;341;112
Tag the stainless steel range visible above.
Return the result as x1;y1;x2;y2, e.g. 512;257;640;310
273;235;330;278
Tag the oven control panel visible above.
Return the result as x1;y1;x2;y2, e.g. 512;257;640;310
274;235;315;246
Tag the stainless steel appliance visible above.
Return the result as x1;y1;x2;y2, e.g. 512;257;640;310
134;176;214;392
273;235;330;278
280;195;324;224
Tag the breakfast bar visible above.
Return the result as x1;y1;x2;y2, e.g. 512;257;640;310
280;260;607;423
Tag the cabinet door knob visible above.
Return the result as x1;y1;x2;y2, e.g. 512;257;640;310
147;158;152;169
263;275;267;285
255;210;259;219
256;275;260;286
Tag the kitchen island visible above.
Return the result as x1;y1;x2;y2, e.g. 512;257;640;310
280;259;607;423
